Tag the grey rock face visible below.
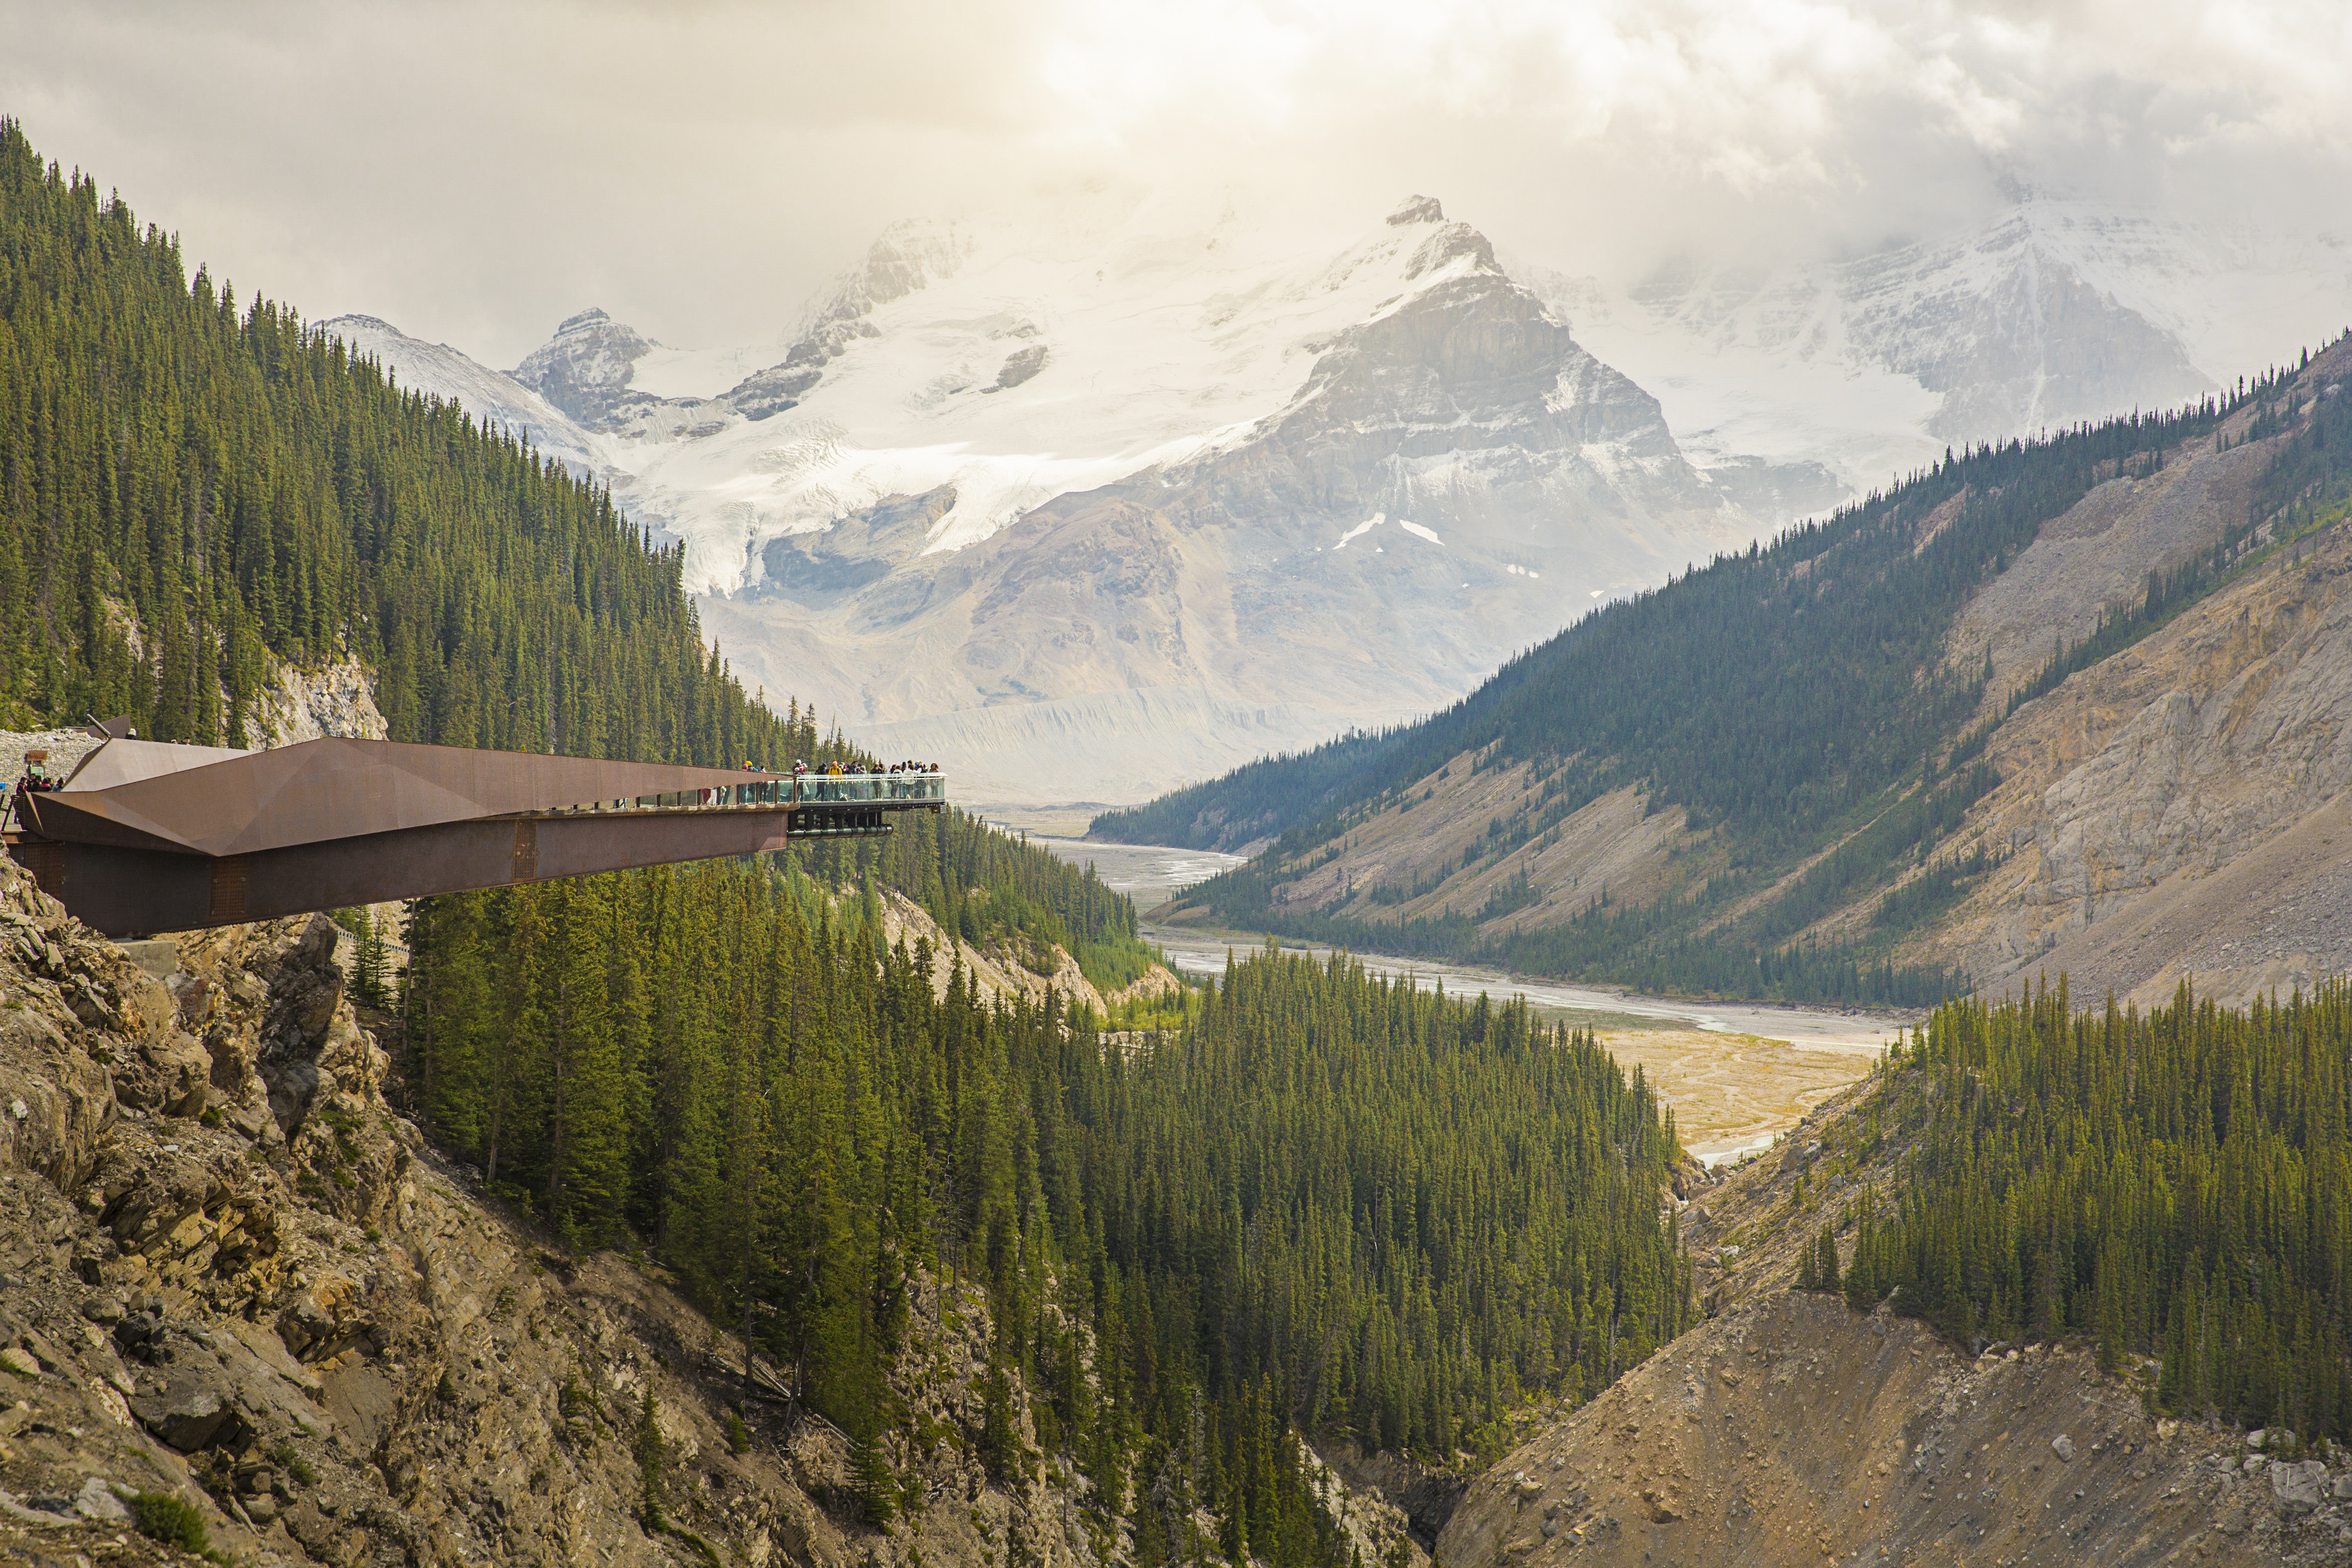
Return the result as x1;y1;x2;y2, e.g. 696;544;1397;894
722;360;824;420
511;306;655;425
130;1370;244;1451
710;210;1772;801
71;1476;128;1521
1839;212;2211;445
986;344;1047;391
2270;1458;2327;1509
1614;202;2218;459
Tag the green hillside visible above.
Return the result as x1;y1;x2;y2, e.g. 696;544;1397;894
1829;979;2352;1444
0;118;801;767
0;112;1158;1015
408;864;1692;1549
1108;344;2352;1003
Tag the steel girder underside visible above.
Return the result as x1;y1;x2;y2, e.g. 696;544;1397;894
4;737;934;937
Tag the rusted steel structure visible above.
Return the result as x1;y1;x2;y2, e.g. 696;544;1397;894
3;736;944;937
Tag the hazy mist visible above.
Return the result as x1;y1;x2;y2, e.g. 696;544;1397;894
3;0;2346;367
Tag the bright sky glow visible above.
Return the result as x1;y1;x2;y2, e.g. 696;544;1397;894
0;1;2343;366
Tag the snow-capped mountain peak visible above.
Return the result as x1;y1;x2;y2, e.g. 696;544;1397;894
1536;197;2351;493
319;313;602;477
552;191;1574;590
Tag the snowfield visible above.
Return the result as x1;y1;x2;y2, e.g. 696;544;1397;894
607;199;1522;592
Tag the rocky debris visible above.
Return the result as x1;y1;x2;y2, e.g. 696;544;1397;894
871;883;1180;1017
249;657;387;746
1472;1056;2352;1568
1437;1294;2352;1568
0;728;105;798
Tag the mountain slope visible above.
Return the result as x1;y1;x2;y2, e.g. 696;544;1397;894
1119;335;2352;1004
0;858;1208;1568
318;313;603;477
0;120;792;769
1438;979;2352;1568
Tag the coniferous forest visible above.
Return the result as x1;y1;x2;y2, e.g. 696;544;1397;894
1834;980;2352;1445
0;119;807;767
404;859;1693;1556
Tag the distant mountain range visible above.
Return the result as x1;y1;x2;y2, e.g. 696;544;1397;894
323;194;2349;803
1534;198;2351;491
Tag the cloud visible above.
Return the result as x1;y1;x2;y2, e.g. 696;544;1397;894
0;0;2343;365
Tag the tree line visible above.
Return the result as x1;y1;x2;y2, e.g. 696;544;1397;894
1830;978;2352;1446
402;859;1693;1559
0;119;821;771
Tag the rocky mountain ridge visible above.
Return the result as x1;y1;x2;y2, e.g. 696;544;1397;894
1153;335;2352;1008
1540;196;2351;494
335;196;1833;802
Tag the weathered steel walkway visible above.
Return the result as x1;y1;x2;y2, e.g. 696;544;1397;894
3;735;943;937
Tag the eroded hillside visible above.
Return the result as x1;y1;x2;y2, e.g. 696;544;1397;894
0;859;1335;1568
1435;1068;2352;1568
1152;336;2352;1008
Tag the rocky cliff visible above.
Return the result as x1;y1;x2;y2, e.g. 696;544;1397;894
1433;1084;2352;1568
0;857;1219;1568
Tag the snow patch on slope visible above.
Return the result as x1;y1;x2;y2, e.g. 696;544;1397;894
599;195;1527;592
1521;199;2352;495
320;315;604;476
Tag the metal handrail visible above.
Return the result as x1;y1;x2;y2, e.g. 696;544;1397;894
554;771;947;814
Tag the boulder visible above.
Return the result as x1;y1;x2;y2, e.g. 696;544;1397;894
112;1028;212;1116
2050;1434;2075;1462
2269;1459;2327;1510
72;1476;129;1522
130;1370;247;1451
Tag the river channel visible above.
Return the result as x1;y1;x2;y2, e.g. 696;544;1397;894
1027;833;1917;1165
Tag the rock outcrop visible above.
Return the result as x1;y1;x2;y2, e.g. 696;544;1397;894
0;856;1187;1567
1434;1078;2352;1568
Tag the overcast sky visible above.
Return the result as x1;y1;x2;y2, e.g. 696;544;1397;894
4;0;2347;367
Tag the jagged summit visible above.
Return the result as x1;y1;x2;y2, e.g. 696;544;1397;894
1539;197;2350;491
356;194;1838;799
509;306;654;425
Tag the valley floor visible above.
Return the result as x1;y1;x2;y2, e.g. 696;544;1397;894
1037;820;1913;1169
